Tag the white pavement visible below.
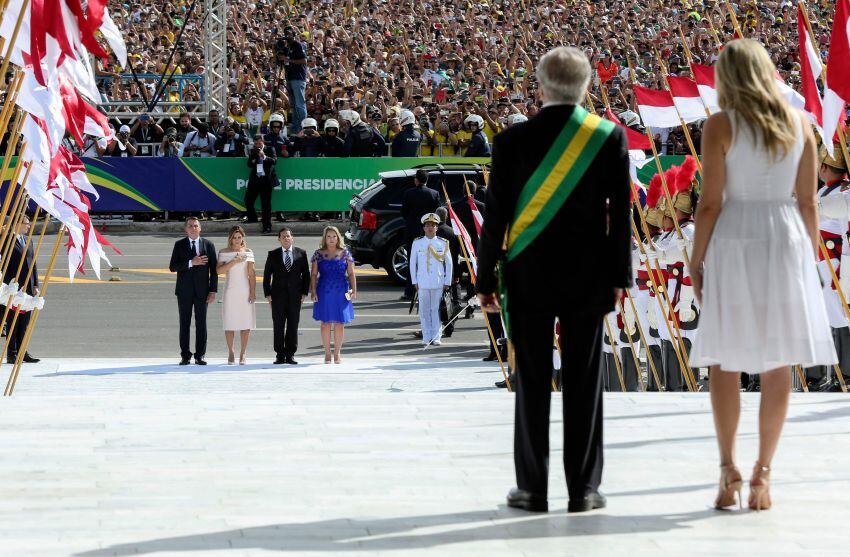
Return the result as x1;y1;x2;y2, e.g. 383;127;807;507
1;358;849;557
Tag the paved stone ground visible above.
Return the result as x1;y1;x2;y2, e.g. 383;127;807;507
1;358;849;556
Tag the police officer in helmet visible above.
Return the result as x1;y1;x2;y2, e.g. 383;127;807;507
391;110;422;157
464;114;491;157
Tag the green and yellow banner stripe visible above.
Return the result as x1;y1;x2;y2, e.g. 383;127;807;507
507;107;614;261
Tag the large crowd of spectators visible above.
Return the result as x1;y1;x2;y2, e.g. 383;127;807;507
84;0;836;158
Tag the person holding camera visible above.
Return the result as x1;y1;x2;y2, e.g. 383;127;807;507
130;113;163;156
181;122;217;158
321;119;345;157
264;113;291;158
159;127;181;158
106;125;138;158
245;135;278;234
279;26;308;133
215;120;248;157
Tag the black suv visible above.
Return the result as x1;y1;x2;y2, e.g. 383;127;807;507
346;163;488;283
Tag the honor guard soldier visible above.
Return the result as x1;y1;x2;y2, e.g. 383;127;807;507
815;144;850;391
410;213;453;346
639;175;667;390
656;158;700;391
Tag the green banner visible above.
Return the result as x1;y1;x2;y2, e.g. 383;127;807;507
184;157;490;211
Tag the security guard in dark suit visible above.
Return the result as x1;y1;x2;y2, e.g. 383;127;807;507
3;214;39;364
477;47;631;514
400;169;440;299
245;134;278;234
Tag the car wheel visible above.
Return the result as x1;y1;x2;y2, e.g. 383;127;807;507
384;237;408;284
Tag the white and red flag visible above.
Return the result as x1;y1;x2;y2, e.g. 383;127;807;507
446;199;477;276
604;108;651;150
633;85;680;129
667;76;709;122
797;3;826;144
691;64;721;113
823;0;850;156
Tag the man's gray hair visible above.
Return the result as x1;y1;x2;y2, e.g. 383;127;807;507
536;47;592;104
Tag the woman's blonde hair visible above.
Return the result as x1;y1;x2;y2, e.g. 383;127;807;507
227;225;247;249
319;225;346;250
716;39;797;161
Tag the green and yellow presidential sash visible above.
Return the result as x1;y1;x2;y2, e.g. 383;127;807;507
506;106;615;261
498;106;614;340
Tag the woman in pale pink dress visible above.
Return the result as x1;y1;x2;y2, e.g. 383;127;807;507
216;226;257;364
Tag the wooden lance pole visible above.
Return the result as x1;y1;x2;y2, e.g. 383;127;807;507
603;316;628;392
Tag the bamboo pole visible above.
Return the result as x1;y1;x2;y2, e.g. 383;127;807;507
724;0;745;38
0;71;23;142
0;184;30;278
625;286;661;391
440;182;511;390
0;111;27;232
4;226;65;396
604;316;627;392
678;25;713;119
617;296;645;391
795;365;809;393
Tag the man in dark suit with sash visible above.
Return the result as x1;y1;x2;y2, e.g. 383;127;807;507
169;217;218;365
263;227;310;364
477;47;632;513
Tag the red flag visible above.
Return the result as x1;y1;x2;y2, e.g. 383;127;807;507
823;0;850;156
667;76;709;122
466;195;483;236
691;64;720;113
446;199;477;277
633;85;680;129
604;108;651;150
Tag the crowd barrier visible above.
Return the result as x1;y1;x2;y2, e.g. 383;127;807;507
0;156;686;212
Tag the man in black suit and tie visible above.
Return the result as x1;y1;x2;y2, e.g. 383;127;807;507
245;134;278;234
4;215;39;364
169;217;218;365
263;227;310;364
477;47;631;514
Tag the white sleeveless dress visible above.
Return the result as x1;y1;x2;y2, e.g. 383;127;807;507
219;250;257;332
689;111;837;373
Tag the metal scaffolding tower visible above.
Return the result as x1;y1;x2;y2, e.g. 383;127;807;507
204;0;228;114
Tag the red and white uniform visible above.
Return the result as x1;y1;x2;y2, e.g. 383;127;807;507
816;180;850;329
658;220;698;344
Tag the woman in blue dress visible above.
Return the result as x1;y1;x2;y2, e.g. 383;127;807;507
311;226;357;363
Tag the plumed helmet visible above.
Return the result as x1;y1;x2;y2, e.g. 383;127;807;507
399;110;416;127
338;110;361;125
464;114;485;129
507;113;528;126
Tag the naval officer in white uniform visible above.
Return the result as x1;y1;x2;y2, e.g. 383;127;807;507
410;213;453;346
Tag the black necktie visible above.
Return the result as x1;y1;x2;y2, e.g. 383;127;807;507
191;240;198;256
284;250;292;271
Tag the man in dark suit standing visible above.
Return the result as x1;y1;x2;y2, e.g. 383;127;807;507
245;134;278;234
400;169;439;300
4;215;39;364
263;227;310;364
169;217;218;365
477;47;631;514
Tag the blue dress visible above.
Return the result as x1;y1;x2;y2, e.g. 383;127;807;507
312;249;355;324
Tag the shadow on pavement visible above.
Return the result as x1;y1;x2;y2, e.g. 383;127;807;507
75;508;717;556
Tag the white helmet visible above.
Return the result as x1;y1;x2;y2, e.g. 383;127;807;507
301;117;318;129
399;109;416;127
338;110;361;126
507;113;528;126
464;114;485;130
324;118;340;131
269;112;286;125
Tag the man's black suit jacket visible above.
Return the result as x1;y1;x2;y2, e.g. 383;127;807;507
169;237;218;297
477;104;632;314
4;237;38;295
401;185;440;240
263;246;310;299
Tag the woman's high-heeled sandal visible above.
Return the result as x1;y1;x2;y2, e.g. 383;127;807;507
715;463;743;510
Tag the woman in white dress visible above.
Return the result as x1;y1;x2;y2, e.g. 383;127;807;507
216;226;257;364
689;40;837;512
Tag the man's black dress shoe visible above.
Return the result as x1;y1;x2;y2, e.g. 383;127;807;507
285;357;298;365
6;356;15;364
568;491;607;513
274;358;286;365
483;353;497;362
399;294;413;301
179;358;190;366
506;488;548;512
22;353;40;363
495;374;516;389
194;358;207;366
